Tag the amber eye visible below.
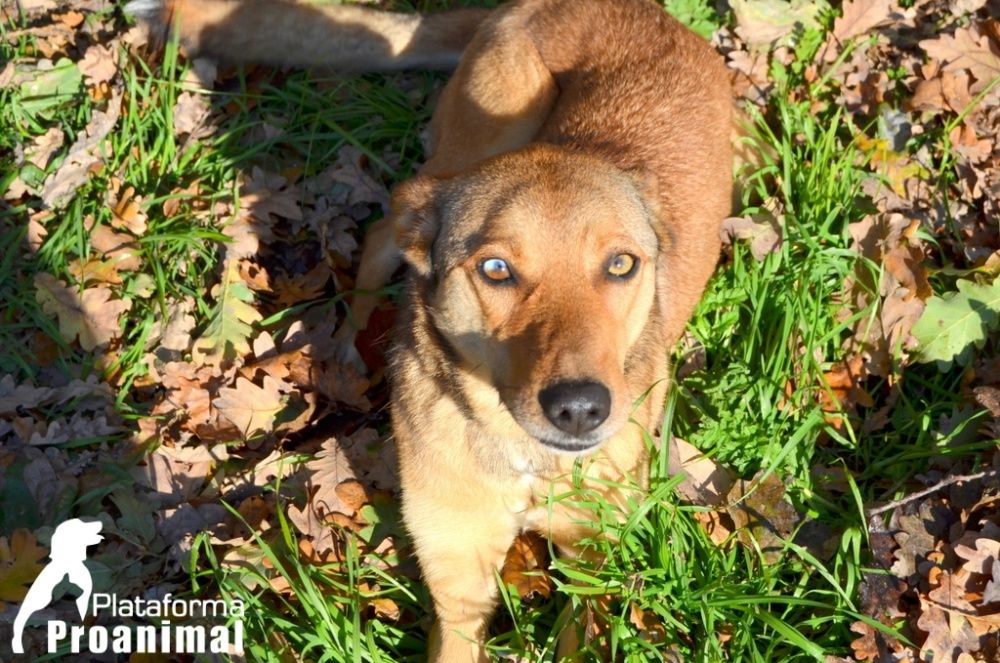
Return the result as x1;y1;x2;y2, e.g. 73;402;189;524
480;258;513;283
607;253;638;279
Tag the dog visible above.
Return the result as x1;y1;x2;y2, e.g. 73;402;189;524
131;0;732;659
12;518;104;654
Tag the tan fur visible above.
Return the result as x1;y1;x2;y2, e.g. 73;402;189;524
142;1;732;660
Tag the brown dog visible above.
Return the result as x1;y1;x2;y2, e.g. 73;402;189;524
132;0;732;659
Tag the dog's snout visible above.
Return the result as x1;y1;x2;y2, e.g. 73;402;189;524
538;380;611;437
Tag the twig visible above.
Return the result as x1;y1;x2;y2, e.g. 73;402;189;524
866;467;1000;519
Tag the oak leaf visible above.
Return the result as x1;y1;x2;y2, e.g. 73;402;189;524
34;273;131;350
920;26;1000;94
78;43;117;86
730;0;823;47
214;376;288;438
833;0;893;43
191;261;262;366
24;126;64;170
501;531;553;601
41;90;122;209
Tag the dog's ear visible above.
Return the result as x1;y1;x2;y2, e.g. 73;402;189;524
625;167;660;218
392;176;440;278
625;168;673;322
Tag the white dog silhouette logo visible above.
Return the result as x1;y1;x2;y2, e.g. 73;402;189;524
11;518;103;654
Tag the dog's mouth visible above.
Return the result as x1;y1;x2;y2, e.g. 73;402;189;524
538;436;604;454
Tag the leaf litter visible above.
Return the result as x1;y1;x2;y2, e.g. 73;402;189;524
2;0;1000;659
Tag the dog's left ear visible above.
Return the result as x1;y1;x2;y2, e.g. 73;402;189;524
625;167;660;218
392;176;441;278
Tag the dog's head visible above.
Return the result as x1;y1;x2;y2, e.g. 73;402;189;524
394;145;666;454
50;518;104;561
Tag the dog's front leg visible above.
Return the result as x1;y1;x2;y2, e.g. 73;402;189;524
405;490;518;663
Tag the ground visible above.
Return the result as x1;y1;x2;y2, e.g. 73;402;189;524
1;0;999;661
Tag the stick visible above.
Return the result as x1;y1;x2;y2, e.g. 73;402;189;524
866;467;1000;519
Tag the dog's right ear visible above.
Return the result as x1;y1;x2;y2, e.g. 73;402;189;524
392;176;441;278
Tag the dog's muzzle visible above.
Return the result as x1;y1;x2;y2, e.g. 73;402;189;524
538;380;611;445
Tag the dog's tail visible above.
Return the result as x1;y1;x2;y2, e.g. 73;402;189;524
126;0;490;71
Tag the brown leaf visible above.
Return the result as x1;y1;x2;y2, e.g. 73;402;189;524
369;597;400;621
26;212;48;252
214;376;289;438
720;210;782;261
921;26;1000;94
157;299;196;352
34;273;131;350
501;531;553;601
66;257;123;285
955;521;1000;575
286;436;361;554
90;224;141;271
727;471;802;563
172;90;213;139
78;43;117;86
312;360;371;411
334;479;369;514
108;178;148;236
833;0;893;43
54;10;84;28
629;603;666;644
730;0;823;47
24;126;64;170
242;167;303;223
667;436;733;507
42;91;122;209
918;570;984;663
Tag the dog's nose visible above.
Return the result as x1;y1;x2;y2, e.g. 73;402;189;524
538;380;611;437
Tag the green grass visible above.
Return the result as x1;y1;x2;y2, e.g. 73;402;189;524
2;0;996;661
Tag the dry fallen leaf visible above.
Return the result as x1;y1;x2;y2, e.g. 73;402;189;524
172;90;213;138
108;178;148;236
214;375;289;439
78;43;117;87
41;90;122;209
34;272;131;350
24;126;64;170
667;436;733;507
833;0;893;43
501;531;553;601
730;0;823;47
720;210;783;261
921;26;1000;94
287;436;361;554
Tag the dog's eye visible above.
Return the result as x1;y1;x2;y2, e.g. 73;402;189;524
480;258;513;283
607;253;638;279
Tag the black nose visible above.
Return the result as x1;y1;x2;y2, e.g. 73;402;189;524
538;380;611;437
